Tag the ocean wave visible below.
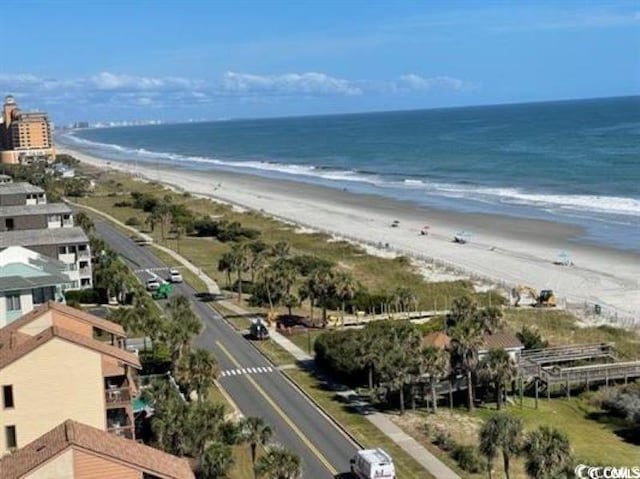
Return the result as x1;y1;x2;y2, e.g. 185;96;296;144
60;132;640;218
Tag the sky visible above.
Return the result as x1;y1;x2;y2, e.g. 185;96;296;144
0;0;638;124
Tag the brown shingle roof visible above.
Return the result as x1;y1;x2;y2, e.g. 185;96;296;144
0;301;125;338
422;331;452;349
0;326;140;370
480;332;524;352
0;420;195;479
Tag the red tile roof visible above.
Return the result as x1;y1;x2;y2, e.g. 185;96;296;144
480;332;524;351
0;420;194;479
0;301;125;338
422;331;452;349
0;326;140;370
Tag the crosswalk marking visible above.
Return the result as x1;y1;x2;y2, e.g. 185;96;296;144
220;366;274;378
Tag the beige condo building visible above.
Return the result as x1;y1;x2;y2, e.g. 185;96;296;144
1;95;55;164
0;302;141;452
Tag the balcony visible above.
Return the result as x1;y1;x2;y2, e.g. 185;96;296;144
79;267;91;277
105;387;132;407
77;249;90;259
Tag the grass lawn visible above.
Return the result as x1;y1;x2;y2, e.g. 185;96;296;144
210;302;253;331
285;369;434;479
478;397;640;465
394;393;639;479
287;329;325;355
504;309;640;359
253;339;298;366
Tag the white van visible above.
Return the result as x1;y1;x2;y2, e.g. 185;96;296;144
350;448;396;479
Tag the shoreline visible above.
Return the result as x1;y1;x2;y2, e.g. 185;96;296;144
60;145;640;326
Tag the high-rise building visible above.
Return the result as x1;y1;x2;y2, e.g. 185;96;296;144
0;95;55;164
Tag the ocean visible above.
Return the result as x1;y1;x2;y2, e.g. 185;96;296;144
59;96;640;252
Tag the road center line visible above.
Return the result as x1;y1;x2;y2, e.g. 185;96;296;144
215;340;338;476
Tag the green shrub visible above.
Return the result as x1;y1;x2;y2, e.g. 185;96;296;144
125;217;141;226
64;288;102;304
114;200;132;207
517;325;549;350
432;429;454;451
451;444;485;473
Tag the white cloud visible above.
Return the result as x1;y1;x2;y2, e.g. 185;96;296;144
0;70;474;111
90;72;198;91
396;74;472;92
220;71;363;96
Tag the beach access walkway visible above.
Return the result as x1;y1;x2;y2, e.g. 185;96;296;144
68;199;459;479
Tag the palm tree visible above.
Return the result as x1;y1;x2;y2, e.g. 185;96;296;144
152;203;172;240
240;416;273;474
477;306;504;335
270;241;290;260
187;401;227;456
275;259;299;317
230;243;250;302
445;295;478;331
165;295;202;362
392;286;416;313
255;444;301;479
176;348;219;402
248;241;268;283
420;346;449;413
479;413;523;479
197;441;234;479
450;320;482;411
218;252;234;288
305;268;336;326
522;426;573;479
479;348;518;410
74;211;95;234
334;272;356;322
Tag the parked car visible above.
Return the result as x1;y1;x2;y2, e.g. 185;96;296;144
350;449;395;479
249;320;269;340
146;278;161;291
168;269;183;283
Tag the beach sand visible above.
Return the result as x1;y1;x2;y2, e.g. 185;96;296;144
61;146;640;327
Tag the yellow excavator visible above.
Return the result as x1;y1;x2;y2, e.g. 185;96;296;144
512;286;557;307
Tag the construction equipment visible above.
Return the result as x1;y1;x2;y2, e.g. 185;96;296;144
512;286;556;308
152;282;173;300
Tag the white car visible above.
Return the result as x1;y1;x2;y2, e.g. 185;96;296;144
168;269;183;283
146;278;161;291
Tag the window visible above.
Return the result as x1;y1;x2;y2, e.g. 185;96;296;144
3;386;13;408
58;246;67;255
5;426;16;449
6;295;21;311
32;287;54;305
4;218;14;231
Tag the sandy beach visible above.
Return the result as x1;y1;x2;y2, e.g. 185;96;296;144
60;146;640;327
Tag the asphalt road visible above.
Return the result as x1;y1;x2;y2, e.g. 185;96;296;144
95;219;359;478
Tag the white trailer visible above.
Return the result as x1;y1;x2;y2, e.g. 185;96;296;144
349;448;396;479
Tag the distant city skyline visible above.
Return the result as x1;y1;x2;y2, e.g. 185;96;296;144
0;1;637;123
